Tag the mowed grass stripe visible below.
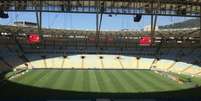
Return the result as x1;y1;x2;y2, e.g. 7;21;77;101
61;70;77;91
142;71;173;90
88;70;100;92
50;70;66;89
82;70;90;92
192;77;201;85
147;71;181;90
126;71;155;91
32;70;53;86
19;70;48;85
178;74;201;85
176;74;199;88
12;70;35;82
112;70;138;92
105;70;127;92
126;71;160;92
11;70;200;93
133;71;166;91
94;70;117;92
71;70;84;91
56;70;75;90
12;70;39;83
118;70;146;92
39;70;64;88
32;70;56;87
93;70;108;92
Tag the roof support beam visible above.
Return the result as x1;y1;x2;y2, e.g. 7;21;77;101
95;0;104;52
151;15;158;40
200;6;201;45
95;0;100;49
151;0;158;45
166;61;177;71
35;0;42;35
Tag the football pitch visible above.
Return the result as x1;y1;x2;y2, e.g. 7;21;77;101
8;69;201;93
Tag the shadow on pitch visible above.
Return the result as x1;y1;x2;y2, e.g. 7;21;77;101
0;76;201;99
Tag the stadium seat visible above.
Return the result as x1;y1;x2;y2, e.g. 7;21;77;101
154;59;175;71
119;56;137;69
169;62;192;73
84;55;98;69
138;58;154;69
30;59;44;68
103;55;120;69
53;57;63;68
183;65;201;76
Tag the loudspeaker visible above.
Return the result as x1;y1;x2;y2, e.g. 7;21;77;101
0;11;9;19
134;14;142;22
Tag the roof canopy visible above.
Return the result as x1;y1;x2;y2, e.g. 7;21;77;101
0;0;201;17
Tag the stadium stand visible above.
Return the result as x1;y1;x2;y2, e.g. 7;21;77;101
8;52;200;77
0;34;200;77
0;22;201;82
0;0;201;100
138;58;154;69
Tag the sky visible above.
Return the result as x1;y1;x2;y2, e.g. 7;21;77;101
0;12;194;31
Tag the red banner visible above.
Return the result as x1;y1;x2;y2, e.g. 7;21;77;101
27;33;40;44
139;36;152;46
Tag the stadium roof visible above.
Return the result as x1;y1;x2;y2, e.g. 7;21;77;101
1;0;201;17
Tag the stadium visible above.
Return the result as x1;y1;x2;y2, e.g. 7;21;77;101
0;0;201;101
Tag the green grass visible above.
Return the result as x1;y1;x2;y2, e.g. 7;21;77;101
9;69;201;93
176;73;201;86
